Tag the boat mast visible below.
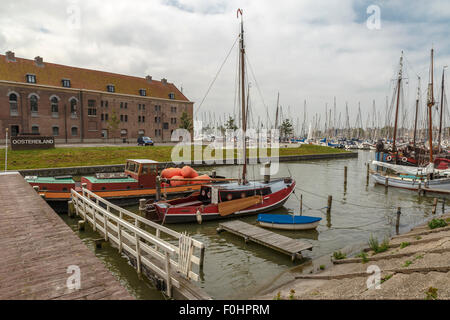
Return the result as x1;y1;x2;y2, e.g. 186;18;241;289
438;66;447;154
238;9;247;183
392;51;403;163
427;48;435;164
413;76;420;156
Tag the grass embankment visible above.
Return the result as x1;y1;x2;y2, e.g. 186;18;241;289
0;144;349;170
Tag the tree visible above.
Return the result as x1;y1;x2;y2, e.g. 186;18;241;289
179;111;193;131
280;119;294;139
107;108;120;143
225;116;238;130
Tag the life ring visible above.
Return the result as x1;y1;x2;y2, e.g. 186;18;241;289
386;155;392;162
402;157;408;163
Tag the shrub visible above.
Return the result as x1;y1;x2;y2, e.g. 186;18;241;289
333;251;346;260
428;219;448;229
425;287;438;300
357;251;369;263
369;235;390;254
289;289;296;300
319;265;325;270
403;260;412;267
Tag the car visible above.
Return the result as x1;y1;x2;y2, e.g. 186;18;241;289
138;136;154;146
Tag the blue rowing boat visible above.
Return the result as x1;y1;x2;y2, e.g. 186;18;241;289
257;214;322;230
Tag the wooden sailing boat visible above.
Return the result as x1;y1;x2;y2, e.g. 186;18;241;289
371;49;450;193
151;10;296;223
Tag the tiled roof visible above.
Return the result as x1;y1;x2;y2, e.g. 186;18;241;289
0;53;190;102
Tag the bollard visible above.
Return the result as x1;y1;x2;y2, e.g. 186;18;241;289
344;166;348;185
33;185;39;192
395;207;401;234
432;198;438;214
327;195;332;215
77;220;85;231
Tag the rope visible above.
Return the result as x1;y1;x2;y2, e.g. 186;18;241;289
194;35;239;117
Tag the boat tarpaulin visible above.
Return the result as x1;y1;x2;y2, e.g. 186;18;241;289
372;161;435;176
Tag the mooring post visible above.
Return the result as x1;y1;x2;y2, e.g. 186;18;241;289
264;162;271;183
139;199;146;216
77;220;85;231
385;177;389;189
300;194;303;216
366;163;370;185
396;207;401;234
344;166;348;186
32;185;39;192
156;176;161;201
442;198;445;214
432;198;438;214
68;200;75;218
199;245;205;271
418;181;422;196
327;195;332;215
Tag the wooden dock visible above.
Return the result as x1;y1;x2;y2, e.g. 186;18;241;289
0;172;134;300
217;220;313;261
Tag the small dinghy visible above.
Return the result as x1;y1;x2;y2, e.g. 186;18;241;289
257;214;322;230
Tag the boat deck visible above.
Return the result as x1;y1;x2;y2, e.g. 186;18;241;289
217;220;313;261
0;172;134;300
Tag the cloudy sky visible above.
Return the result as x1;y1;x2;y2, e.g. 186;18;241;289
1;0;449;132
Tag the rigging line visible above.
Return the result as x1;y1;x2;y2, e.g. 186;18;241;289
194;35;239;117
245;53;271;126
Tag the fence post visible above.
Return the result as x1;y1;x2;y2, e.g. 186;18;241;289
344;166;347;186
396;207;401;234
165;251;172;297
432;198;438;214
327;195;332;215
104;205;109;241
135;219;141;274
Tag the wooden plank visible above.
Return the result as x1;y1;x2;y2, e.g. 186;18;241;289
0;173;134;300
218;220;312;258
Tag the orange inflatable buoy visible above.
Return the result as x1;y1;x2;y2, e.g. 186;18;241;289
170;175;186;187
161;167;182;179
191;174;211;184
181;166;198;178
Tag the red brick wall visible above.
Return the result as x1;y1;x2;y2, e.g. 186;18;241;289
0;82;193;144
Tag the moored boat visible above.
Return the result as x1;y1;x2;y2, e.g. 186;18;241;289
257;214;322;230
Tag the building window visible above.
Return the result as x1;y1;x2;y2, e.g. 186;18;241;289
70;99;77;117
101;114;104;121
88;100;96;116
171;118;177;124
138;116;141;122
62;79;71;88
142;116;145;122
168;92;175;99
52;126;59;136
138;104;141;110
171;106;177;113
120;102;123;109
139;89;146;96
155;105;161;112
120;115;124;122
155;129;158;137
124;103;127;109
101;100;104;107
30;94;38;115
51;97;59;117
105;100;108;108
105;114;108;121
71;127;78;136
163;122;169;130
107;84;115;92
142;104;145;110
26;74;36;83
31;125;39;134
9;93;18;116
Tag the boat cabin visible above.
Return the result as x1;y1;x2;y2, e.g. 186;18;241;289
81;159;159;191
198;183;272;204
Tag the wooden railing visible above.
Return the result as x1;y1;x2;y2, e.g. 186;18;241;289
71;188;205;297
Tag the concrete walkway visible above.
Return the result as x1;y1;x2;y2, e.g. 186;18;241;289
255;213;450;300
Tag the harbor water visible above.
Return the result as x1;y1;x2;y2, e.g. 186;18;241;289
62;150;442;299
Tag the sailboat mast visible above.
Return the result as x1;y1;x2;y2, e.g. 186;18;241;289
392;51;403;161
438;66;446;154
238;9;247;183
413;76;420;154
427;48;435;164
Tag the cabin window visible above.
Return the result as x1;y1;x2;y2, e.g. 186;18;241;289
142;164;157;175
127;162;136;172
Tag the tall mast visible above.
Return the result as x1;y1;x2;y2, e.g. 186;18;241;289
275;92;279;130
427;48;435;163
438;66;447;154
237;9;247;183
413;76;420;155
392;51;403;162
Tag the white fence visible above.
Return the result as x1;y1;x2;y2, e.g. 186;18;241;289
71;188;205;297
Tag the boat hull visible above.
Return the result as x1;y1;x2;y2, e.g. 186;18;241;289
258;220;320;230
371;173;450;193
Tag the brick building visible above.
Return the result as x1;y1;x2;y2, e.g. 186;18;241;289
0;51;193;143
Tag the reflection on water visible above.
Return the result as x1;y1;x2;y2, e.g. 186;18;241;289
62;150;443;300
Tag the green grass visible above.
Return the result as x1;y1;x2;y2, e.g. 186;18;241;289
319;265;325;270
0;144;348;170
428;218;448;230
368;235;390;254
425;287;438;300
403;260;413;267
357;251;369;264
380;274;393;284
400;242;410;249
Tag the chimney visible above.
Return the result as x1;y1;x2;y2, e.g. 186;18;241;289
145;75;152;83
34;56;44;67
161;78;167;85
5;51;15;62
